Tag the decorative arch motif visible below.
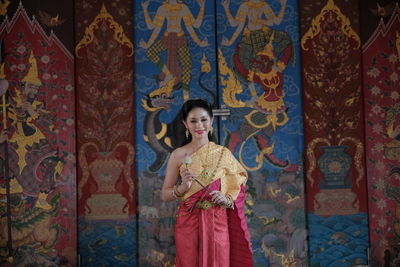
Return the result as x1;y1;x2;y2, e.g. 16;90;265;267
301;0;360;51
75;4;133;57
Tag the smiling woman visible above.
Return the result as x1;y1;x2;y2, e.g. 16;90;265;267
160;98;253;267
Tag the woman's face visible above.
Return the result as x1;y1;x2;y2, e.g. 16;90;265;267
183;107;213;139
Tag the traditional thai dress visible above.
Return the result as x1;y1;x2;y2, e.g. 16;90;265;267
175;142;253;267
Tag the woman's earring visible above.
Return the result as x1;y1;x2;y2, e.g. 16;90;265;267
210;127;213;135
185;128;189;139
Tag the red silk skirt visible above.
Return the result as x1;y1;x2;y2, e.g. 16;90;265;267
174;179;253;267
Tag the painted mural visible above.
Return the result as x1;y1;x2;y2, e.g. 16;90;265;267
75;1;136;266
135;0;307;266
217;0;307;266
362;4;400;266
300;0;369;266
134;0;217;265
0;2;76;266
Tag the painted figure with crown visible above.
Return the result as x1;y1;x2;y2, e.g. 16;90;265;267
139;0;209;101
220;0;294;170
0;51;62;210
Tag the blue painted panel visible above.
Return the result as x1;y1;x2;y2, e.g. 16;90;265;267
134;1;217;265
216;0;307;265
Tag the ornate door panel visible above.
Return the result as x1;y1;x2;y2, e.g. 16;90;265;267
361;4;400;266
217;0;308;265
134;0;217;265
134;0;308;266
0;1;76;265
75;1;136;266
300;0;369;266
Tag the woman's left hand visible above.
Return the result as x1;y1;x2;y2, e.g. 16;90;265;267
210;190;228;206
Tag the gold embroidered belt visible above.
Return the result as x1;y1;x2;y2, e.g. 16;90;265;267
195;200;225;210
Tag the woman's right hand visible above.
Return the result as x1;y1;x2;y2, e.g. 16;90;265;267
180;167;195;192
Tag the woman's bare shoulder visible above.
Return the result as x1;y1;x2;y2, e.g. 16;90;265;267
169;145;190;162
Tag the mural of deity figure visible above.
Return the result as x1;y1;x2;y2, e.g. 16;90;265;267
220;0;295;171
139;0;209;100
0;51;62;210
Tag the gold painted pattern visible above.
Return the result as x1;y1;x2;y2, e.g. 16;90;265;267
218;48;246;108
301;0;360;51
76;4;133;57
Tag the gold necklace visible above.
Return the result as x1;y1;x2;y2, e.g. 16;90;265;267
199;142;211;182
198;143;224;185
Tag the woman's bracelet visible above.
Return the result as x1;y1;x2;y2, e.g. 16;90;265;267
173;185;185;199
172;188;179;199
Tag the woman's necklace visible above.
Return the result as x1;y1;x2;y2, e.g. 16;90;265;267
198;142;212;183
198;142;224;185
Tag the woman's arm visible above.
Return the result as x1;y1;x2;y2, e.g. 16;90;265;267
161;149;194;202
161;150;181;202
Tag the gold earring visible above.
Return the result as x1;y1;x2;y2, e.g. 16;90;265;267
210;127;213;135
185;128;189;139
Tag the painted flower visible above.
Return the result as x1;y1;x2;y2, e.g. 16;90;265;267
66;118;74;126
372;124;383;134
42;73;51;80
390;72;398;82
65;84;73;92
367;67;380;78
118;8;127;16
370;85;381;96
41;55;50;64
376;198;387;210
375;178;385;191
17;45;26;54
373;142;384;152
376;161;385;171
388;54;398;64
378;217;387;228
328;161;342;173
371;104;382;115
391;91;399;101
66;153;75;161
17;64;26;71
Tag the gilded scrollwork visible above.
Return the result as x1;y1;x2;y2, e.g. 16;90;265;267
301;0;360;51
75;4;133;57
